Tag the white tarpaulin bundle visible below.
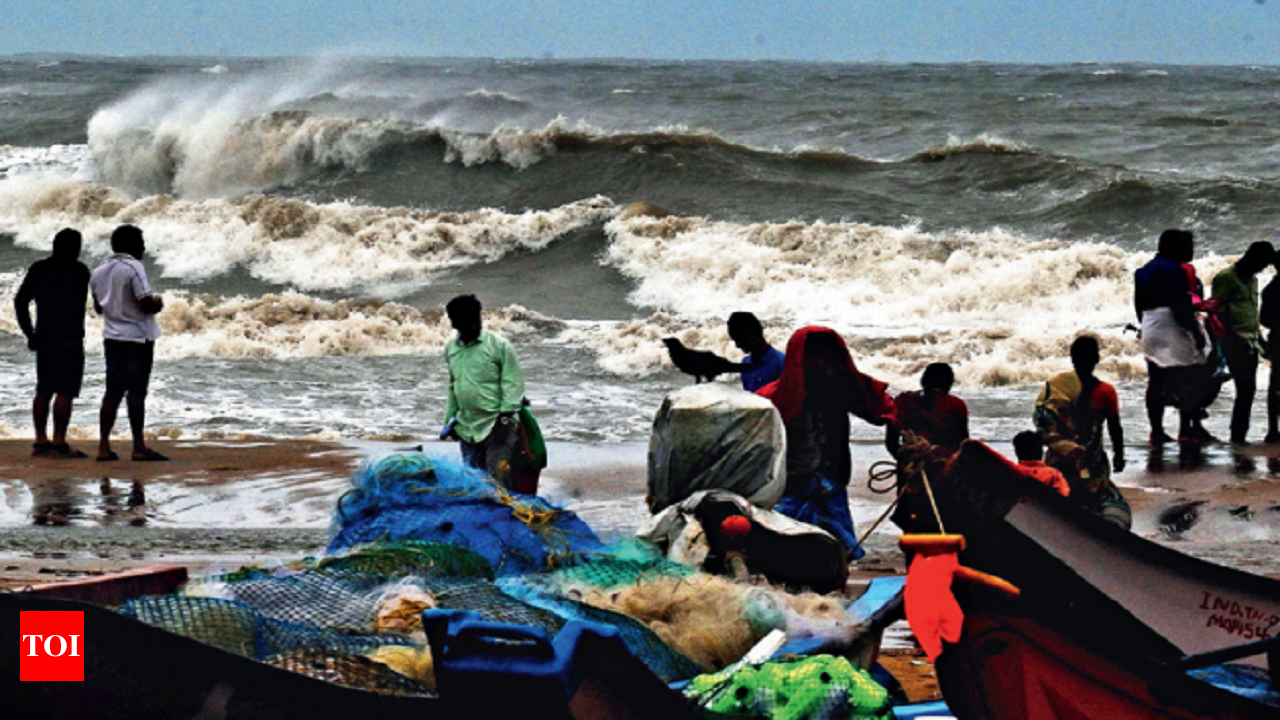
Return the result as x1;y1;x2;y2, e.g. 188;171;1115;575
647;383;786;513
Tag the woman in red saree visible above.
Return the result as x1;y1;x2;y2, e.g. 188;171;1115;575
757;327;895;560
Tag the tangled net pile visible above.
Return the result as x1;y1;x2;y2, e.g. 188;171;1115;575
113;455;711;692
111;452;886;713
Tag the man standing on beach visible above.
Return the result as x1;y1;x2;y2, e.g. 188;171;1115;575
14;228;91;458
442;294;538;492
90;224;168;462
728;311;785;393
1212;241;1275;445
1134;230;1208;444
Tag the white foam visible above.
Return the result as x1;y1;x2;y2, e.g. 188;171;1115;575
578;212;1240;388
0;144;93;181
0;266;561;360
0;177;615;291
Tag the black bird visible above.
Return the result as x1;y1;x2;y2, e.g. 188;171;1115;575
662;337;752;383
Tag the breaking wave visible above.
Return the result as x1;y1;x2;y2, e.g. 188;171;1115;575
912;134;1029;162
0;284;562;361
0;174;616;292
568;211;1244;389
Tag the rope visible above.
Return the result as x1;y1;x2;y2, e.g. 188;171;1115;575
866;460;899;494
849;484;907;556
492;486;584;570
918;466;946;535
859;428;950;545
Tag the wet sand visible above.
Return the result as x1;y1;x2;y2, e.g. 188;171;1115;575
0;437;364;588
4;436;1280;588
0;437;362;485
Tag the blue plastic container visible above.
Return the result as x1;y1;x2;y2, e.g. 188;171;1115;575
423;608;620;715
892;699;954;719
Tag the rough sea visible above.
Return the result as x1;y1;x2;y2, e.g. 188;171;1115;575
3;56;1280;572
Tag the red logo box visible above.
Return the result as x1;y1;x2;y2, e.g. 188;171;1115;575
19;611;84;681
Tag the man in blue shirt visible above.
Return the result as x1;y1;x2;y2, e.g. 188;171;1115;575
1134;229;1206;444
728;312;784;393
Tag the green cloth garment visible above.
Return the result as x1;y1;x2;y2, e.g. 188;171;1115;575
518;405;548;470
444;329;525;444
1211;265;1261;344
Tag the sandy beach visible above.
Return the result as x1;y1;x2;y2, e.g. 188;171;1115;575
3;435;1279;586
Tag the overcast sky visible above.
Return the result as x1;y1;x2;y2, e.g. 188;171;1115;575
6;1;1280;64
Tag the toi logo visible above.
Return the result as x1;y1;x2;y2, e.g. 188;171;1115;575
19;611;84;681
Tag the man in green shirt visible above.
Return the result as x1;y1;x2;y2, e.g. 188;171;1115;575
1211;242;1275;444
443;294;536;491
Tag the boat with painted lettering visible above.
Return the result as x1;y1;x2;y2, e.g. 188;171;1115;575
904;441;1279;719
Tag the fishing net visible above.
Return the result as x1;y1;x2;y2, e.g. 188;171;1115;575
315;539;495;580
499;542;863;680
546;539;697;589
107;453;840;697
119;595;423;660
263;648;434;694
499;576;703;682
684;654;892;719
328;453;604;576
1187;664;1280;708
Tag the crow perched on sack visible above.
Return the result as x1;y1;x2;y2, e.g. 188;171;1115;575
662;337;752;383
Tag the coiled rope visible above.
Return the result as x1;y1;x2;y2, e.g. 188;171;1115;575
851;431;947;555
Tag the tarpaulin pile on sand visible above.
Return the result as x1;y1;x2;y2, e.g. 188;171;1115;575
648;384;786;513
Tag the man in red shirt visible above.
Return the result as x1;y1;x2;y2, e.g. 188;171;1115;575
886;363;969;457
1012;430;1070;497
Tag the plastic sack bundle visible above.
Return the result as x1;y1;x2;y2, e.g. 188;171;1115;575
328;453;603;576
648;383;786;513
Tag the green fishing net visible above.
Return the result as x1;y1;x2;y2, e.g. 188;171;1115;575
685;654;892;720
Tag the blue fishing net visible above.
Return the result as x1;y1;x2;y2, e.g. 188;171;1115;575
328;453;604;576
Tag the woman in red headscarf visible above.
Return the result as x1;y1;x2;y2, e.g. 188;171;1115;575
757;327;895;559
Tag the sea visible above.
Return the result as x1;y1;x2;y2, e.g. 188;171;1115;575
3;56;1280;572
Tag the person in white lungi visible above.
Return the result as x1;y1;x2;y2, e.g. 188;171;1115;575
1134;230;1208;444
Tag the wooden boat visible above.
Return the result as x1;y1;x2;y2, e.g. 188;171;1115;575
910;441;1280;720
0;565;920;719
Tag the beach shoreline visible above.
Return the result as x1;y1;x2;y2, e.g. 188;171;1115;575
1;436;1278;587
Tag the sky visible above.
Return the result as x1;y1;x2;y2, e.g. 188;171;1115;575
5;1;1280;64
